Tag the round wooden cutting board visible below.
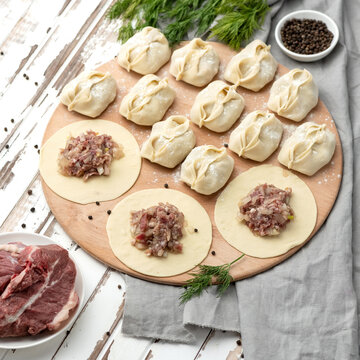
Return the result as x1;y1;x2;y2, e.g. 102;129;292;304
41;42;343;285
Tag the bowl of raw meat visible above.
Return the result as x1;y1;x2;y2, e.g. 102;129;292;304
0;232;84;349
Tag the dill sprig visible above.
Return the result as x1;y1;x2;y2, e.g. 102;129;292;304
179;254;245;304
106;0;269;49
209;0;270;49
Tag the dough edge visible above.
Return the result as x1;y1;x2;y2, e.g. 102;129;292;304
106;188;213;277
214;164;317;258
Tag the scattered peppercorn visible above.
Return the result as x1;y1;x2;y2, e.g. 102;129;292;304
106;331;111;336
4;127;8;132
34;144;38;149
236;339;242;346
34;82;38;86
21;224;26;228
5;145;9;149
37;149;40;154
194;228;198;233
241;353;244;358
23;74;26;78
25;75;29;80
107;210;111;215
0;51;4;55
281;18;334;55
27;189;33;195
66;330;70;335
117;284;122;289
96;201;100;206
224;143;228;148
10;119;14;123
164;183;169;188
30;207;35;213
88;215;93;220
211;250;216;255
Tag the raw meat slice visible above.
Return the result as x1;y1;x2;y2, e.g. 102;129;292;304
0;243;78;337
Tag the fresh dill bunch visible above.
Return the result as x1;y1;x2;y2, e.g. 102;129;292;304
163;0;205;46
179;254;245;304
195;0;222;36
117;22;136;43
209;0;270;50
107;0;270;53
109;0;171;42
164;18;194;47
107;0;133;20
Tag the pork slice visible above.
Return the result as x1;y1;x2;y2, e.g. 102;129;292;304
0;244;78;337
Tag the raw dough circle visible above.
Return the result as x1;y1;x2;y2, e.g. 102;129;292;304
106;188;212;277
214;165;317;258
39;119;141;204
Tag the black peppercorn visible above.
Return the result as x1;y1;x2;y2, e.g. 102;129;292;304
88;215;93;220
5;144;9;149
30;207;35;213
35;82;38;86
236;339;242;346
27;189;33;195
34;144;38;149
107;210;111;215
117;284;122;289
194;228;198;233
224;143;228;148
211;250;216;255
281;18;333;55
96;201;100;206
164;183;169;188
37;149;40;154
4;127;7;132
10;119;14;123
21;223;26;228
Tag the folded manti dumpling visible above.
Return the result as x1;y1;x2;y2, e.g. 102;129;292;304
229;110;283;162
141;115;196;168
60;71;116;118
278;122;336;176
268;68;319;122
190;80;245;133
119;74;175;126
181;145;234;195
169;38;220;87
224;40;277;92
117;27;171;75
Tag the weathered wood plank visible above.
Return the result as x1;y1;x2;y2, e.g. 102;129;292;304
139;328;213;360
194;331;242;360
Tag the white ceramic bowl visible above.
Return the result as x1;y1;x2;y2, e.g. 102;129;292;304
275;10;339;62
0;232;85;349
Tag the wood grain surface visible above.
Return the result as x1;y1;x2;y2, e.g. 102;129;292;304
41;42;343;285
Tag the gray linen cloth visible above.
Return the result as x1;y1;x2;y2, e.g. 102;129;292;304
122;0;360;358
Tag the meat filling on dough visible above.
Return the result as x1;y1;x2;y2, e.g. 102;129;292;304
238;183;294;236
130;203;184;257
58;130;123;181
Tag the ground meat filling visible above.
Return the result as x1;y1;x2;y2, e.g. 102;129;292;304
238;183;294;236
58;130;123;181
130;203;185;257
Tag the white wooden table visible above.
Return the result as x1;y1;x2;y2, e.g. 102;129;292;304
0;1;243;358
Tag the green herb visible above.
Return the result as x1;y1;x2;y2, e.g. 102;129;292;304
106;0;269;50
287;215;294;220
179;254;245;304
209;0;270;49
